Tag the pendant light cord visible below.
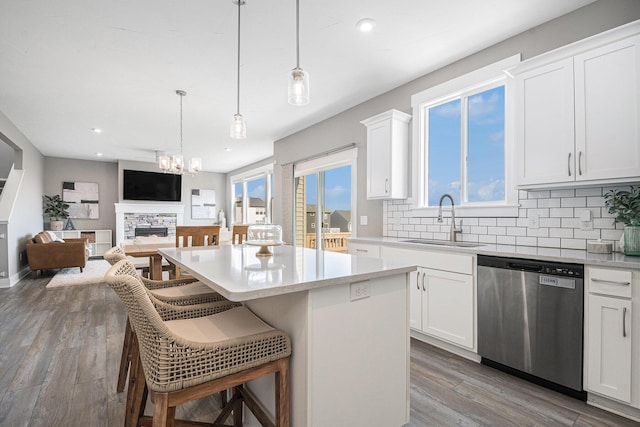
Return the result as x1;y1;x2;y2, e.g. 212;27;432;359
295;0;300;69
236;0;242;115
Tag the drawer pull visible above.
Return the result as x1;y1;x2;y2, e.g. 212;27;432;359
591;278;630;286
623;307;627;338
355;249;368;253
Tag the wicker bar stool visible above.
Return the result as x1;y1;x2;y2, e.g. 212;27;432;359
105;259;292;427
104;246;228;393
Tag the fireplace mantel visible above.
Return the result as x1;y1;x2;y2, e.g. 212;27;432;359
115;203;184;246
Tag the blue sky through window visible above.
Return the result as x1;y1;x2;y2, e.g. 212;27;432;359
304;165;351;211
427;85;505;206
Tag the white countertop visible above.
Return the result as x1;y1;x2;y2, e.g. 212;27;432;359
349;236;640;269
160;244;416;301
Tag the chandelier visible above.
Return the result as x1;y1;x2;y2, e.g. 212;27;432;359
159;90;202;174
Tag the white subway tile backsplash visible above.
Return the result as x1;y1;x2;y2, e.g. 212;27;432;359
519;199;538;209
539;218;561;228
381;185;628;252
497;218;516;227
549;208;574;218
517;236;538;246
550;189;575;198
496;235;516;245
478;235;497;244
506;227;527;236
527;228;549;237
576;187;602;196
550;228;574;238
538;238;561;248
561;197;586;208
538;198;561;208
528;190;550;199
601;229;624;241
487;226;506;235
561;239;586;250
587;196;605;207
573;229;601;240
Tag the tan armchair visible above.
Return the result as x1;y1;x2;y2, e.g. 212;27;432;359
26;231;88;274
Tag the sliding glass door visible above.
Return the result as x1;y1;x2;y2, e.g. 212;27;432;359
294;150;355;253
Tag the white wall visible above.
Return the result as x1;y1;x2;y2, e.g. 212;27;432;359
0;110;45;286
272;0;640;239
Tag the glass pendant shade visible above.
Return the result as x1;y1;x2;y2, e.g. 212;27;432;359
288;67;310;106
189;157;202;174
158;154;171;171
231;113;246;139
170;154;184;173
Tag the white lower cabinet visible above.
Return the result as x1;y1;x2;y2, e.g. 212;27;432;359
585;265;638;413
381;245;475;351
347;241;380;258
587;294;632;402
421;268;474;349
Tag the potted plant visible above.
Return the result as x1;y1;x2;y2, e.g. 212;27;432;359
43;194;69;231
604;186;640;256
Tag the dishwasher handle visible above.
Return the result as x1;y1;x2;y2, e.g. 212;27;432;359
507;262;543;273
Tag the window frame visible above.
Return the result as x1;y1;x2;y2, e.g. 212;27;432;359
229;163;274;225
410;55;521;217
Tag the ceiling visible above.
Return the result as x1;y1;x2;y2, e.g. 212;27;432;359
0;0;596;173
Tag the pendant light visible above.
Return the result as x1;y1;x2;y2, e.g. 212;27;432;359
288;0;309;106
230;0;247;139
159;90;202;174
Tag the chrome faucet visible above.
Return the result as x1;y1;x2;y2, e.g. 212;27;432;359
437;194;462;242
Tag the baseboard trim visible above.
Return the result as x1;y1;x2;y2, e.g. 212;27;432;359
410;329;480;363
0;266;31;288
588;393;640;423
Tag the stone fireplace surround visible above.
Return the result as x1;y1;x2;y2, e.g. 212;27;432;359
115;203;184;246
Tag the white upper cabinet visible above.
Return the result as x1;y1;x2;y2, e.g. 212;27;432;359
361;109;411;199
514;23;640;187
516;58;575;185
574;36;640;181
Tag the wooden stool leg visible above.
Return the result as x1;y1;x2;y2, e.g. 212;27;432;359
275;358;290;427
125;335;147;427
117;318;133;393
152;392;175;427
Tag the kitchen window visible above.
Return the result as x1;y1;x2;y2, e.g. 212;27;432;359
411;55;520;217
230;164;274;225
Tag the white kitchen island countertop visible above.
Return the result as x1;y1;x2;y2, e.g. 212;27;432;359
160;244;416;301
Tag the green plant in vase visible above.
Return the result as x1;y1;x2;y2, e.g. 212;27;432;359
603;186;640;256
43;194;70;231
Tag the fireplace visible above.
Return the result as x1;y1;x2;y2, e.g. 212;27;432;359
115;203;184;246
135;227;168;237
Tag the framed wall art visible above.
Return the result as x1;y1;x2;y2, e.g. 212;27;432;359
191;189;216;219
62;181;99;219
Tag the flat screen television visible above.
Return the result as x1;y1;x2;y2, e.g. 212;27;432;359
123;169;182;202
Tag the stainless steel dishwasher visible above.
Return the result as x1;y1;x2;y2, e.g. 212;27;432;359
477;255;586;399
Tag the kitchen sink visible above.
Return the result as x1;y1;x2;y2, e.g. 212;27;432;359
401;239;484;248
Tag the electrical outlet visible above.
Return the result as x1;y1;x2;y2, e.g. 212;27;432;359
528;213;539;229
350;281;370;301
360;215;368;226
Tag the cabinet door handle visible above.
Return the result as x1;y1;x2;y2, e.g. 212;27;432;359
568;152;572;177
578;151;583;175
385;178;389;194
421;272;426;291
416;271;420;290
623;307;627;338
591;278;631;286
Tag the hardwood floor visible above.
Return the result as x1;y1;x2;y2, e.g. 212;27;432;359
0;274;637;427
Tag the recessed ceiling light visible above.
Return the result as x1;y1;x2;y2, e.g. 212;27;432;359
224;147;232;152
96;152;103;157
356;18;376;33
91;128;102;133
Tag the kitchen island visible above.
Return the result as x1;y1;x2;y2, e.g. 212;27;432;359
160;244;416;427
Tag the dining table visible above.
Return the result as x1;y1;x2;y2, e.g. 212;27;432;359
122;242;175;280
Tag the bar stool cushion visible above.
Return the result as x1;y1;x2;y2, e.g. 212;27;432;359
165;306;273;344
150;281;219;300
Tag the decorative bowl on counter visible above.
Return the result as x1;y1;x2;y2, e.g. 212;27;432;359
246;224;284;257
